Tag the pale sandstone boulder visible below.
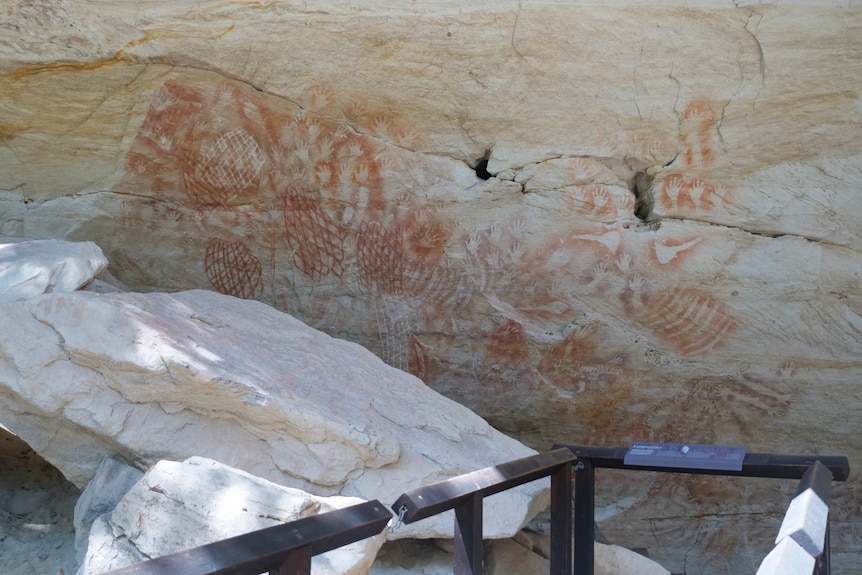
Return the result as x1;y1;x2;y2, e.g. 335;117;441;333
0;289;548;540
73;456;144;562
507;530;671;575
0;239;107;301
593;543;670;575
77;457;385;575
369;537;670;575
485;538;670;575
369;539;453;575
485;538;550;575
84;268;130;294
2;1;862;573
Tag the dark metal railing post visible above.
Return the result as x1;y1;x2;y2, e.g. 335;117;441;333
573;460;595;575
550;459;574;575
271;546;312;575
813;516;830;575
454;493;484;575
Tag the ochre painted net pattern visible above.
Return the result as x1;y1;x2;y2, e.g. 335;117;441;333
183;128;266;207
204;238;264;299
283;193;345;281
356;220;404;296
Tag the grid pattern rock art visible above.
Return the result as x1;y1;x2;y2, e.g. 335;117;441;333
283;192;346;281
357;220;404;296
183;128;266;207
204;238;264;299
373;296;419;372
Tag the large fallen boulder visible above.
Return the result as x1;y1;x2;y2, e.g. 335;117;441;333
0;288;548;539
77;456;385;575
0;239;107;301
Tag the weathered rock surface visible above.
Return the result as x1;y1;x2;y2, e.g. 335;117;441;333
485;538;670;575
77;457;385;575
2;2;862;573
369;539;454;575
369;537;670;575
0;289;547;540
73;456;144;562
0;239;107;301
592;542;671;575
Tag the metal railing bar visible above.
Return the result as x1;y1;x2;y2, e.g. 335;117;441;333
393;448;576;575
392;448;577;524
555;445;850;481
99;499;392;575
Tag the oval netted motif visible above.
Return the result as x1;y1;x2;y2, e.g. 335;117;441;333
183;128;266;207
204;238;264;299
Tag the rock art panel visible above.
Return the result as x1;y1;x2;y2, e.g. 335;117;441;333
118;74;686;422
4;67;858;573
121;75;466;326
2;2;862;572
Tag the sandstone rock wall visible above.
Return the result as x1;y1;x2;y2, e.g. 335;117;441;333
2;2;861;573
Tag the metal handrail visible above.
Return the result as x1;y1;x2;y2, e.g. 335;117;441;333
558;445;850;479
98;499;392;575
554;444;850;575
94;444;848;575
391;448;578;575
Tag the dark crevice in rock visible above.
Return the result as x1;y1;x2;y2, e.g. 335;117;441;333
632;169;654;222
472;150;493;180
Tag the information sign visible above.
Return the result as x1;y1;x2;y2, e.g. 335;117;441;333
624;442;747;472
